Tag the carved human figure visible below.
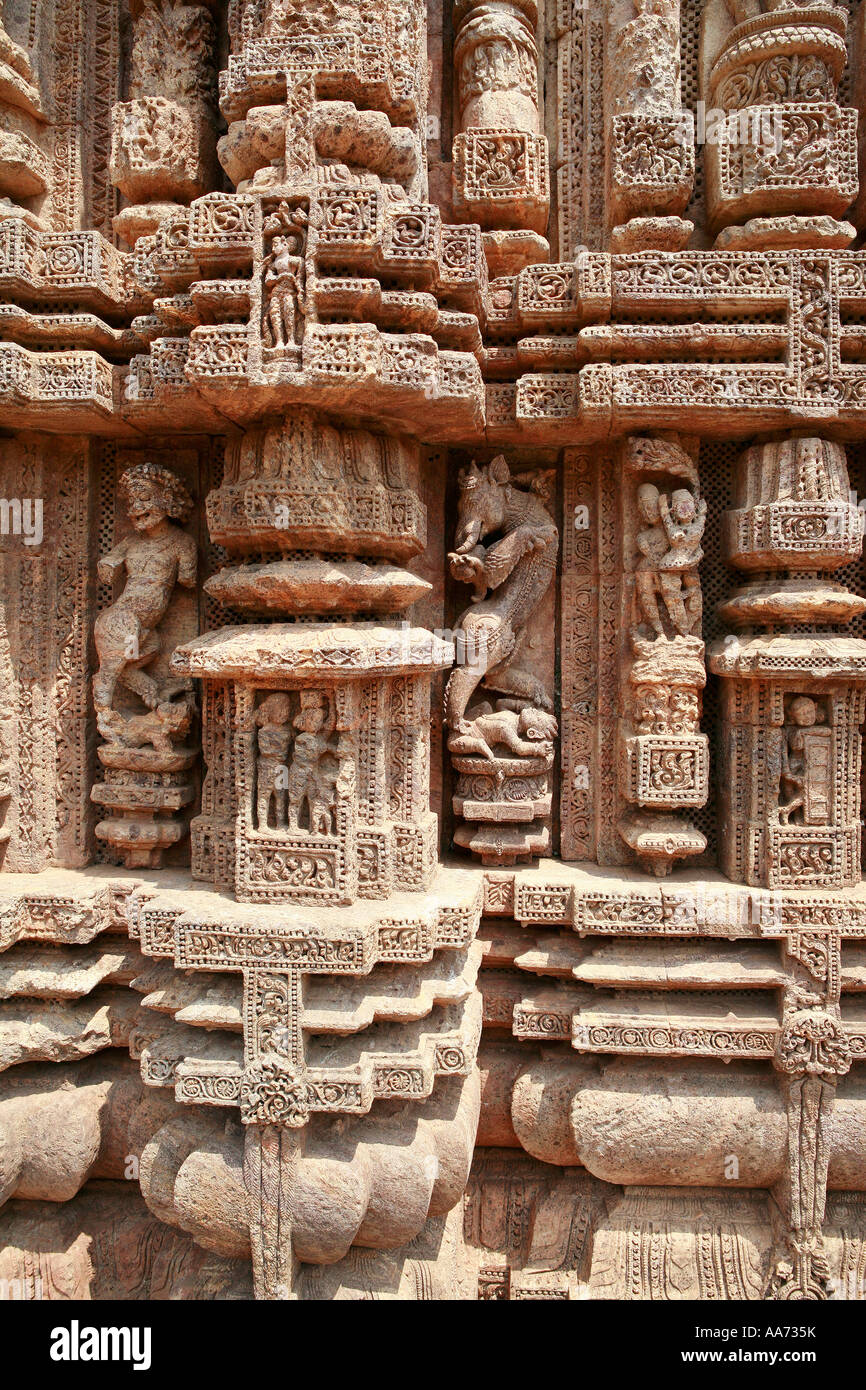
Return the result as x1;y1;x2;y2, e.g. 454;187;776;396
262;205;308;350
635;483;668;637
444;456;558;747
453;700;558;762
657;487;706;635
255;693;293;830
286;692;338;834
779;696;832;826
796;437;831;501
635;482;705;637
93;463;196;743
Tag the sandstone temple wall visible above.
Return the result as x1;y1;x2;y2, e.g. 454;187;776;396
2;0;866;1301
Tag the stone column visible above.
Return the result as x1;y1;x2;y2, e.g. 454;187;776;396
605;0;695;252
451;0;549;234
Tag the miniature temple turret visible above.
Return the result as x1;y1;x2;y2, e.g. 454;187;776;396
710;436;866;890
701;0;858;247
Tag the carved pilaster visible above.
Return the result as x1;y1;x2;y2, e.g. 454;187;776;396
617;434;709;875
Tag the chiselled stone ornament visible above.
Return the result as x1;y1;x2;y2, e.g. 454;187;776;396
445;455;558;864
452;1;549;235
91;462;199;868
617;435;709;875
710;437;866;891
7;0;866;1308
701;0;858;246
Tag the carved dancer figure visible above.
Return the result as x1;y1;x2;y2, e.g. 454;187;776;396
262;204;308;350
635;483;668;637
93;463;196;743
657;487;706;635
255;693;293;830
635;483;705;638
444;456;558;747
779;696;831;826
286;692;338;834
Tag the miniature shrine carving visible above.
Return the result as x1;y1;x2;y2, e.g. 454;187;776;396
5;0;866;1307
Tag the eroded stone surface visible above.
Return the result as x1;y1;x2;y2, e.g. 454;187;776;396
2;0;866;1305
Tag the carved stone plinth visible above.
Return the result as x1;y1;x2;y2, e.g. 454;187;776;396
453;748;553;865
609;113;695;228
452;130;549;234
93;745;196;870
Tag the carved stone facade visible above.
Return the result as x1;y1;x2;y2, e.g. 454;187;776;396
4;0;866;1307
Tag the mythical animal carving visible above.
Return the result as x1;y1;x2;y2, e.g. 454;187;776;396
444;455;558;751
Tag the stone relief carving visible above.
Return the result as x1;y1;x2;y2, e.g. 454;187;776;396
618;435;709;875
5;0;866;1312
702;0;857;246
445;455;558;864
261;201;308;357
711;436;866;891
91;462;199;869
